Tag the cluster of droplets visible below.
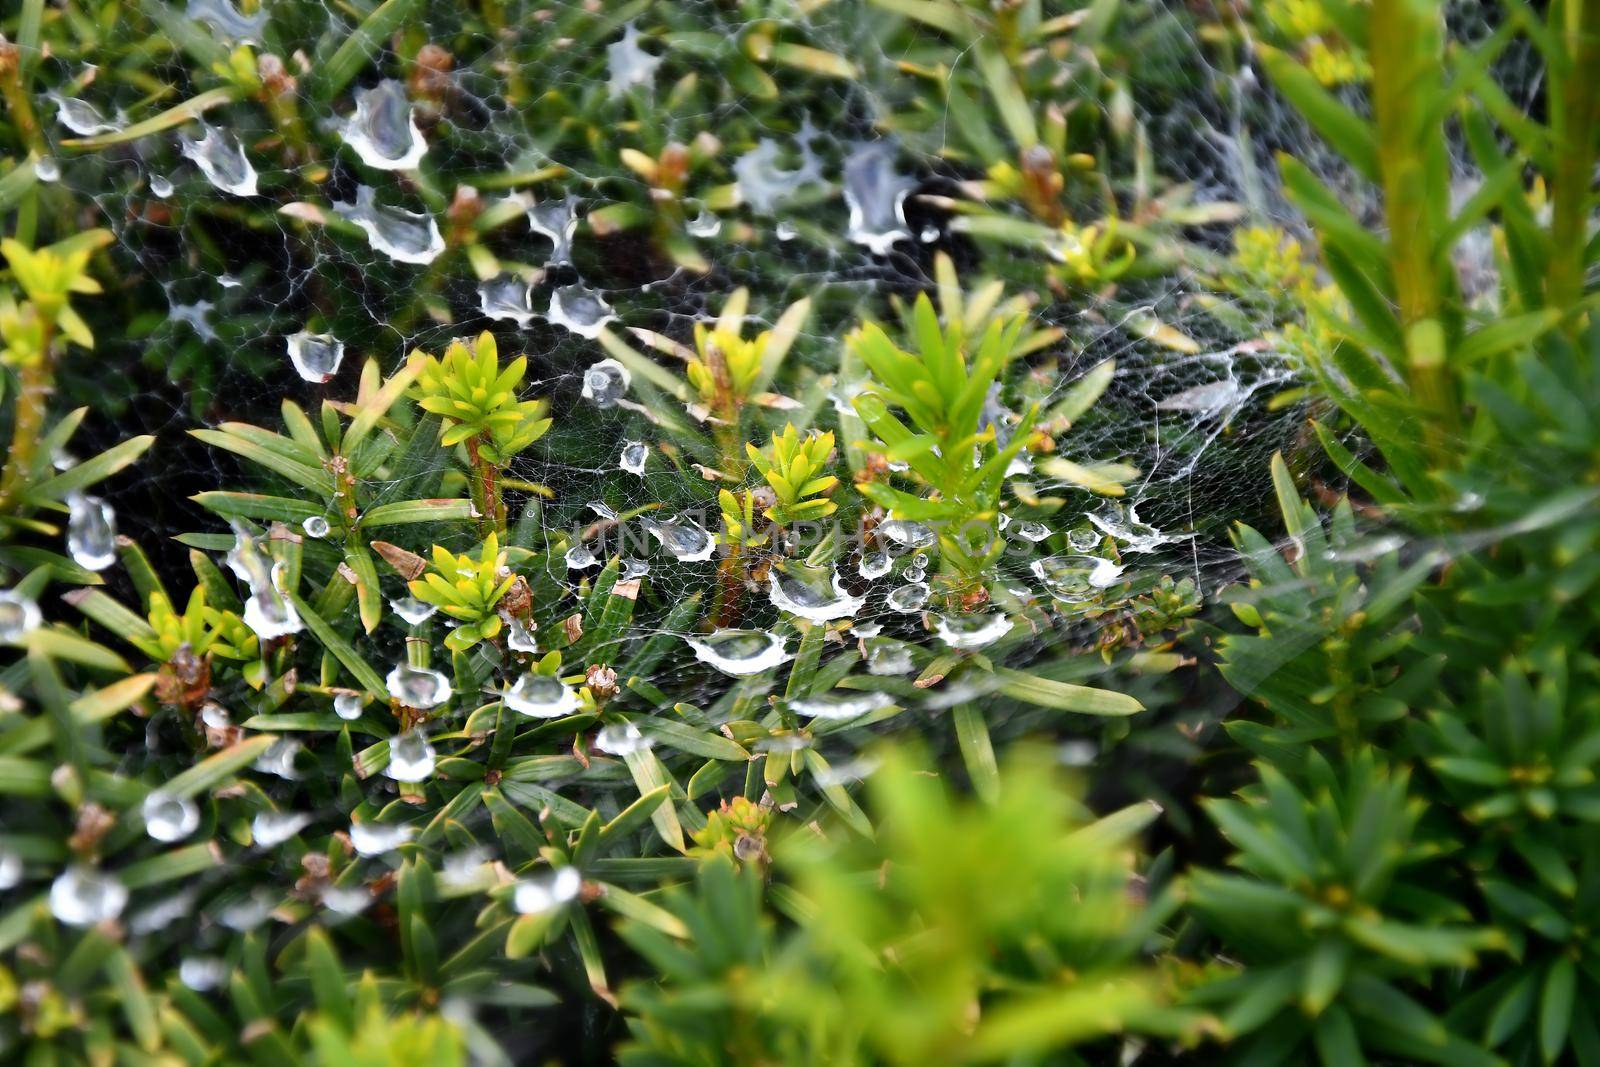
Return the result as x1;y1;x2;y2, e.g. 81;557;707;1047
225;523;303;639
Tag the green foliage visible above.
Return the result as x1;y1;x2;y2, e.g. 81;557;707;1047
0;0;1594;1063
850;292;1038;585
619;746;1197;1065
745;424;838;526
408;534;513;651
1190;755;1501;1065
131;586;256;665
413;332;549;466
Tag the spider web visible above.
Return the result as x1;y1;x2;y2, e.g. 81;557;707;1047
11;0;1542;1047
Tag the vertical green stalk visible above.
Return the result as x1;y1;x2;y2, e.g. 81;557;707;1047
466;435;504;538
1368;0;1457;441
1546;0;1600;314
0;40;47;157
0;321;54;510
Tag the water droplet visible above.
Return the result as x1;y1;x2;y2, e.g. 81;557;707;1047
812;754;881;788
33;157;60;183
179;956;229;991
226;523;303;639
0;590;42;644
339;79;426;171
858;551;892;580
0;849;22;890
142;790;200;842
546;282;616;338
503;673;580;718
333;693;365;720
879;519;936;551
285;330;344;383
217;891;274;930
349;819;415;856
1031;556;1094;603
581;358;631;407
1086;504;1192;555
768;568;863;622
885;582;929;613
66;493;117;571
608;22;662;97
513;866;582;915
1011;520;1051;543
323;885;371;915
620;441;648;475
1157;379;1243;415
243;575;301;640
50;866;128;926
186;0;266;43
1058;740;1097;767
168;297;216;341
478;273;535;325
643;514;715;562
389;596;437;625
1067;529;1100;553
686;207;722;238
334;186;444;265
685;629;791;676
734;128;824;215
920;225;939;242
50;93;122;136
441;847;493;890
1088;557;1127;588
789;689;893;721
851;621;883;639
756;733;812;754
507;617;539;653
200;702;231;729
149;173;174;197
901;559;927;583
595;721;652;756
621;556;651;579
933;612;1013;650
302;515;331;538
130;890;195;934
528;195;579;266
252;810;310;848
775;221;798;241
179;124;258;196
386;730;436;782
565;544;599;570
386;663;451;709
842;140;914;255
254;736;302;780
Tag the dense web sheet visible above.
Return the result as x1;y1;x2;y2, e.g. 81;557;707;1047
13;0;1536;1036
24;0;1380;827
46;5;1317;579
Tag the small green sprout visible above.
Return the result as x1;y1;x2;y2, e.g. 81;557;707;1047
130;587;258;665
688;316;767;417
850;293;1038;586
746;424;838;526
1049;217;1135;288
408;534;514;651
414;332;550;465
0;229;113;360
689;796;771;865
717;488;765;551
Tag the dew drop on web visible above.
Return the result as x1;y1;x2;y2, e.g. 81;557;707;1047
66;493;117;571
